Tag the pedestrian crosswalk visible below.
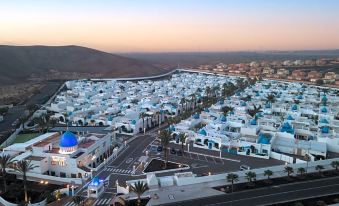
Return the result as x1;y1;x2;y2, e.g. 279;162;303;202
64;202;76;206
93;198;112;205
63;197;113;206
104;167;133;174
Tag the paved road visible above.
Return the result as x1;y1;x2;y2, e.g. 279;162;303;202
162;176;339;206
0;82;62;133
0;105;25;131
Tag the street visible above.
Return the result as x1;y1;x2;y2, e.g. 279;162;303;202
162;176;339;206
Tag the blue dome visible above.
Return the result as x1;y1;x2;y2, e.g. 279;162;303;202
59;131;78;148
297;95;303;100
321;107;328;113
320;119;329;124
204;108;210;112
322;127;329;134
108;115;113;121
280;122;294;134
322;95;327;102
255;92;260;97
265;103;271;108
219;99;224;105
131;120;137;125
292;105;298;111
221;115;227;122
287;115;294;121
258;134;271;144
250;119;257;125
199;129;207;136
241;101;247;106
193;113;200;119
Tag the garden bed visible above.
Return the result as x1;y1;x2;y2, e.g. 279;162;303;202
13;133;41;143
143;159;188;173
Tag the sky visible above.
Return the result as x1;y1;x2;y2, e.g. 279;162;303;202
1;0;339;52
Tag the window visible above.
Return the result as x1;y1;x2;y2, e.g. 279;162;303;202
71;174;76;178
60;172;66;178
51;171;55;176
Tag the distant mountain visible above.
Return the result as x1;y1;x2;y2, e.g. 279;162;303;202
0;45;167;85
122;50;339;67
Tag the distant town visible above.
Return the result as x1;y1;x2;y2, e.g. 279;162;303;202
195;57;339;87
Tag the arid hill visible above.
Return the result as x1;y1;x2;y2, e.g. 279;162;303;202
0;45;167;85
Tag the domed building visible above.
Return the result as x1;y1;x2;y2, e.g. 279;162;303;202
59;131;78;154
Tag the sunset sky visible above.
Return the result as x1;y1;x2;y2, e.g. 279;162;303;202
1;0;339;52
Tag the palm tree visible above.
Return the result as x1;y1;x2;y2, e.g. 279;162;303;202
264;169;273;180
139;112;147;132
247;105;262;118
266;93;276;103
0;154;13;193
245;171;256;185
14;160;38;203
205;86;211;97
297;167;306;177
227;173;239;192
221;106;234;116
129;181;149;206
178;133;187;152
180;97;186;112
19;116;28;130
284;166;294;177
160;130;171;169
331;161;339;172
315;165;324;176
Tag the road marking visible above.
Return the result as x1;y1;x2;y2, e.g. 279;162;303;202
205;183;339;206
93;199;99;205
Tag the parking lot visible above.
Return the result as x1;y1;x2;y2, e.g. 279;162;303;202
144;139;284;174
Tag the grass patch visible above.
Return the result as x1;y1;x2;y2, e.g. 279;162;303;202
13;133;41;143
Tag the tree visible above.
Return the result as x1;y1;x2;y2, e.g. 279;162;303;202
331;161;339;171
129;181;149;206
221;106;234;116
178;133;187;152
297;167;306;177
180;97;186;112
160;130;171;169
264;169;273;180
19;116;28;130
227;173;239;192
14;160;38;203
245;171;256;184
266;93;276;103
139;112;147;132
284;166;294;177
0;154;14;193
205;86;211;97
247;105;262;118
315;165;324;175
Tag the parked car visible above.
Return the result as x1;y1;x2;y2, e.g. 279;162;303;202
240;165;251;171
170;148;176;154
157;146;163;152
